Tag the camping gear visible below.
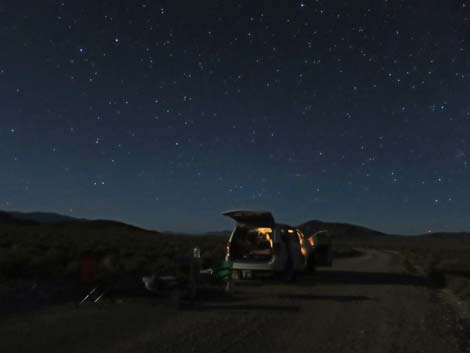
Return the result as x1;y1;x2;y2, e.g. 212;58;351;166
78;252;118;306
142;248;234;303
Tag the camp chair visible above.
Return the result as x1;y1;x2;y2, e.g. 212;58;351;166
200;260;233;293
213;260;233;282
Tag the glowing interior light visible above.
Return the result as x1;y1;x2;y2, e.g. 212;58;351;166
256;227;273;248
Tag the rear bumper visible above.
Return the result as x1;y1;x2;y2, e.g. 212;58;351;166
230;257;281;272
231;268;275;280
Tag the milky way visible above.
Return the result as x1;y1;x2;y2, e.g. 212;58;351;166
1;1;470;233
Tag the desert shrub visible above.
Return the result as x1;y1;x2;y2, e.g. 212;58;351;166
447;276;469;297
0;247;10;280
0;235;11;247
402;257;418;273
0;247;32;278
142;256;173;275
64;259;80;277
34;248;69;277
121;255;146;273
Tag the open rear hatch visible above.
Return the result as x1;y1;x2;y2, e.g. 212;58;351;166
222;210;274;226
223;210;275;262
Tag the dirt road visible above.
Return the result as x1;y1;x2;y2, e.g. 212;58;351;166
1;249;467;353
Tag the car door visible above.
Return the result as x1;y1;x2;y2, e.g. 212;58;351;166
296;229;311;262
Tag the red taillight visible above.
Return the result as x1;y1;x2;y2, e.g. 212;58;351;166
273;242;281;255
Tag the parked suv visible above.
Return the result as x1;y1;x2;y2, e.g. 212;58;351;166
223;210;332;280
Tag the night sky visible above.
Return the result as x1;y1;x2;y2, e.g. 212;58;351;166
1;1;470;233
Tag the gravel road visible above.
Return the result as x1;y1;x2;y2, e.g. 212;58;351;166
0;249;467;353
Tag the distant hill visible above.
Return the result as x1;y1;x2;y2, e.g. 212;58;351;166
3;210;470;239
0;211;38;225
298;220;387;239
7;211;82;224
163;230;232;237
0;210;145;232
57;219;146;232
198;230;232;237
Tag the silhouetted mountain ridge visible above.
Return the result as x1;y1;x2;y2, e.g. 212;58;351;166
2;210;469;238
298;220;388;239
8;211;82;224
0;211;38;225
298;220;470;238
0;210;145;232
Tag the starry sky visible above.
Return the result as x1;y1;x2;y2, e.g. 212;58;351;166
1;1;470;234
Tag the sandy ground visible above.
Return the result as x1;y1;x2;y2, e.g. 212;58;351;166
0;249;468;353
